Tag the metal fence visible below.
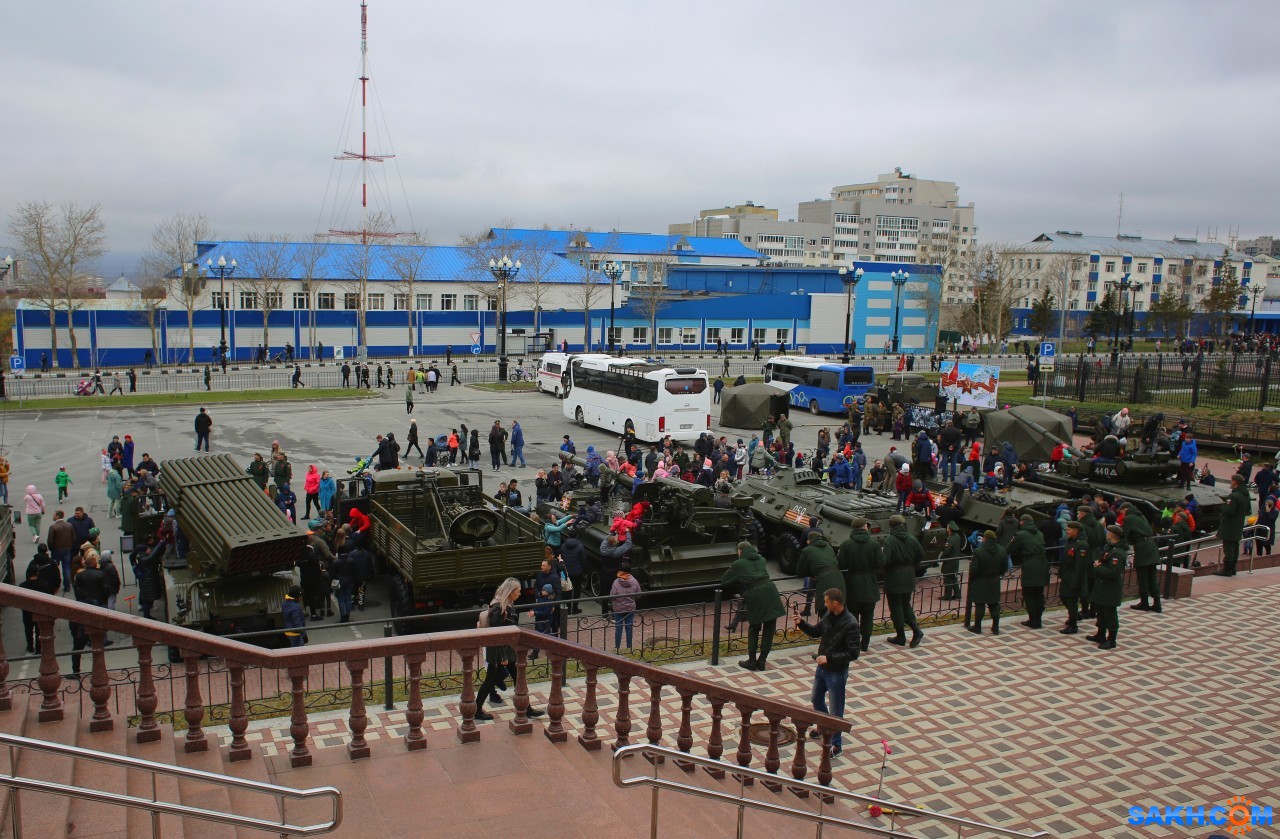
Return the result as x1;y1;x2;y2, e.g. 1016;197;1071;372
1048;353;1278;412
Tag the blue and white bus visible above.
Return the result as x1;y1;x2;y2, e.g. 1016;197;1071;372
763;356;877;415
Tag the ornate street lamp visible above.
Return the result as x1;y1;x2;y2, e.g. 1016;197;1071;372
206;255;237;361
488;256;521;381
838;266;863;363
602;260;623;353
890;269;910;353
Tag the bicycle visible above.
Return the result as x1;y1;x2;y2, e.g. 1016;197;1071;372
508;367;534;383
1224;443;1247;464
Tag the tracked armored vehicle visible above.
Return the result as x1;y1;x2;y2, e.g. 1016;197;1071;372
737;468;945;573
1037;454;1230;532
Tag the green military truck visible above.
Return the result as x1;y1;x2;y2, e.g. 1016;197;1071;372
342;468;546;623
136;455;306;655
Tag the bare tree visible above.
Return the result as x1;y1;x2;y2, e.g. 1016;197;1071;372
7;201;107;368
128;259;169;360
333;212;396;355
292;236;329;358
630;254;676;352
1043;255;1085;343
143;212;214;362
386;231;431;355
566;232;619;350
514;230;562;337
915;227;958;335
956;243;1017;342
238;235;294;355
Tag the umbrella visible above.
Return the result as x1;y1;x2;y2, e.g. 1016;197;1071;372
982;406;1074;463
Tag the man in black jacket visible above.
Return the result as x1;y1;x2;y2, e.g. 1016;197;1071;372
194;408;213;451
793;588;860;757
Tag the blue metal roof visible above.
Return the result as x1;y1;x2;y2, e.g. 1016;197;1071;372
192;240;587;284
489;228;765;261
1019;232;1243;260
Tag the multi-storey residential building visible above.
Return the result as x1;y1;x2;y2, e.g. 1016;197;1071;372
1001;231;1254;336
1237;235;1280;258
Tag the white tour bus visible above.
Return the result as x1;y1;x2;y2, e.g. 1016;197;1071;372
561;354;710;443
536;352;574;396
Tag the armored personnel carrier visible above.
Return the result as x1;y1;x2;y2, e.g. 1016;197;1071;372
155;455;307;654
341;468;546;620
737;468;945;573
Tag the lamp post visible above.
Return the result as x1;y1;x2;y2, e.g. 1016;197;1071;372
837;266;864;363
1248;284;1263;335
890;269;910;353
0;255;14;284
206;255;236;361
602;260;622;353
1126;280;1145;340
488;255;520;382
1108;272;1130;352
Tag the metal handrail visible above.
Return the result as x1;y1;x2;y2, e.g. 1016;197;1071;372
613;743;1047;839
0;732;341;838
1163;524;1271;574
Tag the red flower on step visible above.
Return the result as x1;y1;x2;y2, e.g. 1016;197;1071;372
869;805;883;818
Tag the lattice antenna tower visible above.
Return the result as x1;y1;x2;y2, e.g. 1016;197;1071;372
319;0;415;244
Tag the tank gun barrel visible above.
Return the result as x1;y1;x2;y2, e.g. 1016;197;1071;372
1014;413;1087;459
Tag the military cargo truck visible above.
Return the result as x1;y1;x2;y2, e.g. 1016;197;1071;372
156;455;306;654
738;468;946;572
342;468;546;619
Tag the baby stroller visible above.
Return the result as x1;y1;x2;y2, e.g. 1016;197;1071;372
75;379;94;396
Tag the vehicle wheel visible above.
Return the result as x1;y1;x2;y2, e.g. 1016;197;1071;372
537;379;544;393
773;532;802;575
575;407;586;427
553;385;560;397
586;568;603;598
809;399;821;415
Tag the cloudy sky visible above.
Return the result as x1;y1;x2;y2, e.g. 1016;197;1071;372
5;1;1278;274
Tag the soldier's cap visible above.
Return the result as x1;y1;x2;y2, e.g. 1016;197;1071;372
983;529;997;539
1121;501;1136;510
851;516;868;527
1075;506;1091;514
1019;514;1033;524
888;514;906;526
946;520;958;531
1064;520;1083;531
737;541;753;552
1106;524;1124;536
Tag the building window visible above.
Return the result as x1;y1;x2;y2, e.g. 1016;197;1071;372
293;292;310;310
463;294;480;311
658;327;674;345
440;294;457;311
240;291;258;309
486;296;498;310
1137;263;1147;273
775;328;790;345
393;293;409;311
753;327;768;344
367;293;384;311
210;291;229;309
264;292;283;309
681;327;698;345
1104;261;1116;273
632;326;647;344
317;292;336;310
415;293;433;310
342;293;360;310
705;327;722;342
607;327;622;345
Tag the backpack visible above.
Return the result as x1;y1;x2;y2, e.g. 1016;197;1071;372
477;602;493;629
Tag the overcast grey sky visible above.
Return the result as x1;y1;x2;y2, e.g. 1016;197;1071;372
4;0;1278;274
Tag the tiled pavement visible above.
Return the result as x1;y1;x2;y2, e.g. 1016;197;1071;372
215;573;1280;838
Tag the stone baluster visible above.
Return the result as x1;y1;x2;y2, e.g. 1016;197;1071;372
347;659;370;759
644;678;664;764
87;628;112;732
134;639;160;743
673;689;695;773
457;648;480;744
734;703;755;786
404;653;426;751
577;666;600;751
182;652;207;753
789;720;810;799
0;608;10;711
288;666;312;767
228;662;251;761
35;615;62;722
760;712;783;792
612;674;632;751
543;655;567;743
704;697;726;780
817;730;834;795
509;646;531;736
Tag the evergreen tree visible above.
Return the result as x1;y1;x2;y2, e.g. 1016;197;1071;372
1028;288;1056;337
1084;287;1121;338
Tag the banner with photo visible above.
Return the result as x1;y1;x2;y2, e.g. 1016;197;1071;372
938;361;1001;409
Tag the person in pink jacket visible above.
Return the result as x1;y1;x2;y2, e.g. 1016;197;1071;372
303;465;322;520
23;485;46;543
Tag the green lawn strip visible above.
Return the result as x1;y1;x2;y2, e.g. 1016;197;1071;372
468;382;539;393
1;388;383;412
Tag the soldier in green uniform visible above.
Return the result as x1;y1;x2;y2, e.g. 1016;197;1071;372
721;541;786;671
1087;525;1127;650
797;531;844;617
941;520;965;601
881;514;924;648
1215;474;1251;577
1122;502;1161;613
1057;520;1090;634
967;530;1006;635
1076;505;1105;618
1009;514;1048;629
761;415;777;445
837;517;885;653
776;413;794;448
